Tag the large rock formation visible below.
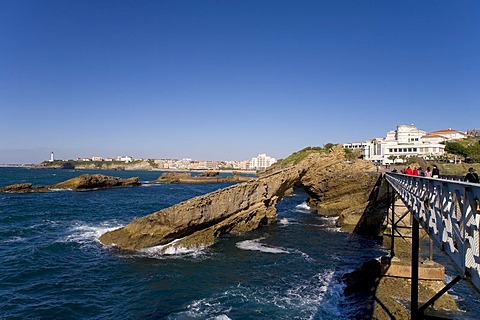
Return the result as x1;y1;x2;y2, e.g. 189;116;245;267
154;171;253;184
299;147;387;235
99;147;383;250
0;174;141;193
99;165;306;250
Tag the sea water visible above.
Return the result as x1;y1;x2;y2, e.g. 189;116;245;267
0;168;478;319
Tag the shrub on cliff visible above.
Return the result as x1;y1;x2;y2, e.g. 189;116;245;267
279;146;331;166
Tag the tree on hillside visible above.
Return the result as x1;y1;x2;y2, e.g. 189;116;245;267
445;141;468;160
323;143;336;151
466;143;480;163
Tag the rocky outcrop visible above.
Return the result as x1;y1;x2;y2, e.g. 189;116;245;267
0;174;141;193
298;147;385;234
154;171;253;184
99;165;306;250
99;146;382;250
0;183;42;193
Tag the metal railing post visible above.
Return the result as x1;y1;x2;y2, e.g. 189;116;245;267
411;217;420;319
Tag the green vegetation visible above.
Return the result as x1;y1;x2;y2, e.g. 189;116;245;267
40;160;135;168
445;137;480;163
437;163;480;176
279;144;336;165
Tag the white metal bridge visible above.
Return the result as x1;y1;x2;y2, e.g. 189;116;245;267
385;172;480;318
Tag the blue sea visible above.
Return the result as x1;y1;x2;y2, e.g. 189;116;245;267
1;168;478;319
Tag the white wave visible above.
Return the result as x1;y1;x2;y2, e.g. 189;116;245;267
172;297;232;319
319;216;339;222
279;217;289;225
138;238;207;258
291;249;315;262
175;269;344;319
324;227;342;233
236;237;289;254
63;221;125;245
295;202;311;211
1;236;26;244
210;315;232;320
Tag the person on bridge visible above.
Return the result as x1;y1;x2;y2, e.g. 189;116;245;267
464;167;479;183
424;166;433;177
405;166;413;175
412;167;419;176
432;165;440;178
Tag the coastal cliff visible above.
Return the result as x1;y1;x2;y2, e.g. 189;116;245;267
99;146;383;250
99;164;306;250
96;146;457;317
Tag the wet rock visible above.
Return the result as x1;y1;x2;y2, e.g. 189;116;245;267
154;171;253;184
99;146;381;250
0;174;140;193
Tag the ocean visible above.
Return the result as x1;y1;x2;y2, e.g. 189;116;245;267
0;168;478;319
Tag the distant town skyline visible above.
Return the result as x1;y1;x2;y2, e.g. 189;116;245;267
1;1;478;164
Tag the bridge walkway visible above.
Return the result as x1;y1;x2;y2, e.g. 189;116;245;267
384;173;480;319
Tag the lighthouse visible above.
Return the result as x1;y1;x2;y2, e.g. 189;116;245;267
50;151;54;162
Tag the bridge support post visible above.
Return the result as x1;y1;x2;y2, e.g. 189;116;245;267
390;187;395;257
411;217;419;319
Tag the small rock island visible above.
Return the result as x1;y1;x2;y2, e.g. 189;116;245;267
0;174;141;193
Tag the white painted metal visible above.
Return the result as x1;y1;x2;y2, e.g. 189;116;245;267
385;173;480;292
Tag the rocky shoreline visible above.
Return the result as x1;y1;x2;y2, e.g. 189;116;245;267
3;147;459;317
97;146;459;318
99;146;384;249
153;171;253;184
0;174;141;192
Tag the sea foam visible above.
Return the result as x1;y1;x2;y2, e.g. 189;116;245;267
236;237;289;254
295;202;311;212
63;221;125;245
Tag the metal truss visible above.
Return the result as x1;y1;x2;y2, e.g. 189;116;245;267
385;172;480;292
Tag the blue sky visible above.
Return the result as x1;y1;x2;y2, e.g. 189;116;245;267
1;1;479;163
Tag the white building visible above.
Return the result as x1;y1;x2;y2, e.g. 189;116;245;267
250;154;276;170
49;152;54;162
343;125;467;165
117;156;134;163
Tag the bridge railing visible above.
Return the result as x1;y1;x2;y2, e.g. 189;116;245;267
385;172;480;292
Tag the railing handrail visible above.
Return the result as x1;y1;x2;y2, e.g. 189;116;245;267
385;172;480;292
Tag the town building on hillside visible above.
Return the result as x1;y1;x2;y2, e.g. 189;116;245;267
343;125;467;165
116;156;134;163
428;129;468;141
467;129;480;137
250;154;276;170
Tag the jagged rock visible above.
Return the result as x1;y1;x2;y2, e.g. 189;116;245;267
299;147;384;234
155;172;194;183
0;183;34;193
99;146;382;251
198;171;219;177
52;174;140;190
0;174;140;193
99;165;306;250
154;171;253;184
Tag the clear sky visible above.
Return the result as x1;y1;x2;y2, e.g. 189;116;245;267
1;1;479;164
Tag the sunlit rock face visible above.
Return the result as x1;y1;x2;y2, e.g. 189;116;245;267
0;174;140;193
299;149;385;234
154;171;253;184
99;147;383;251
99;165;306;250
